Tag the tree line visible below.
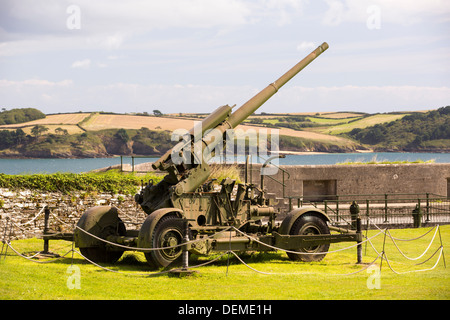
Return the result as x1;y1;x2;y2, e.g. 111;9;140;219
0;108;45;125
347;106;450;149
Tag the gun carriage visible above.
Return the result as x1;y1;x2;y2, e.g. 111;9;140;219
74;43;363;268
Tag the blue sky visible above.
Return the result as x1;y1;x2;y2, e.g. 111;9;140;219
1;0;449;115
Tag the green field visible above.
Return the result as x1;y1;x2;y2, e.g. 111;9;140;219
313;114;407;135
0;225;448;300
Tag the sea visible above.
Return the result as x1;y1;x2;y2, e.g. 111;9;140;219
0;152;449;175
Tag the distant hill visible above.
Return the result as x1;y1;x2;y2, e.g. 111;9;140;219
0;107;448;158
346;106;450;152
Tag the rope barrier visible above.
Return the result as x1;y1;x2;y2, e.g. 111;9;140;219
74;225;234;252
369;218;437;241
231;226;385;255
386;226;440;261
6;241;73;263
382;247;444;274
8;206;47;227
2;210;446;277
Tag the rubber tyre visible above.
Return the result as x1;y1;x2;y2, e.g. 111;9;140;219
144;215;188;269
287;214;330;262
79;220;126;264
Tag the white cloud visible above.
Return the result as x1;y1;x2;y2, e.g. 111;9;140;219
71;59;91;69
0;79;73;87
0;78;73;110
274;85;450;112
0;0;309;58
322;0;450;26
296;41;316;52
1;79;448;114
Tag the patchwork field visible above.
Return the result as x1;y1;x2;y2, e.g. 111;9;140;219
0;113;90;135
0;111;415;154
312;114;407;135
0;113;90;128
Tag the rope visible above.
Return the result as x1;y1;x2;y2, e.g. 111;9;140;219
369;218;437;241
11;206;47;226
382;247;444;274
6;241;73;263
3;209;446;277
50;211;74;227
231;226;385;255
386;226;440;261
74;225;234;252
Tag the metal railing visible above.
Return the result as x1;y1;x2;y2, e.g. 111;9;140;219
285;193;450;229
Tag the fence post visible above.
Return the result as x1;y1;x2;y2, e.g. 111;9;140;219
42;206;50;254
412;200;422;228
384;193;388;223
425;193;430;222
336;195;339;222
365;199;370;255
350;201;359;230
366;199;370;225
356;216;362;264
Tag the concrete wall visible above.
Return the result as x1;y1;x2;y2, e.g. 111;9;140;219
242;163;450;199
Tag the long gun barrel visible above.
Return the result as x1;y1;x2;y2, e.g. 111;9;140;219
227;42;329;128
139;42;329;214
200;42;329;160
154;42;328;170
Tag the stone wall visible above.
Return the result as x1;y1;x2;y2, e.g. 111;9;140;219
0;189;140;241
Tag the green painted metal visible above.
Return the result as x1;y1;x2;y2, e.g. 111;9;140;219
73;43;365;269
138;42;329;216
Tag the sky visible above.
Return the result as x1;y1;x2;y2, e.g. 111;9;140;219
1;0;450;115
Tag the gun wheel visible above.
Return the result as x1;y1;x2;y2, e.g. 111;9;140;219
79;220;126;264
287;214;330;262
144;215;186;269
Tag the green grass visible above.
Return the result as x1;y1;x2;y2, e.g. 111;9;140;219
1;225;448;300
306;116;362;125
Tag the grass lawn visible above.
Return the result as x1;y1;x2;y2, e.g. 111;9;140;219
0;225;448;300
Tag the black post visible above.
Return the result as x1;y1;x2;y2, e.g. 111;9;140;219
356;216;362;264
350;201;360;230
43;206;50;254
170;218;197;277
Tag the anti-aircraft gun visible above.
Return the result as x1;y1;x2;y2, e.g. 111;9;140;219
74;43;363;269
